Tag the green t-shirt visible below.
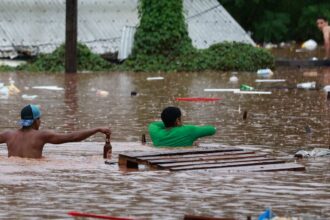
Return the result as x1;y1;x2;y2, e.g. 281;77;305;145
148;121;216;147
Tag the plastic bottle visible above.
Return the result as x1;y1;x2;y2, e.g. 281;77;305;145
297;81;316;89
141;134;146;145
0;83;9;98
229;76;238;83
240;84;254;91
257;68;273;76
103;134;112;159
243;111;248;120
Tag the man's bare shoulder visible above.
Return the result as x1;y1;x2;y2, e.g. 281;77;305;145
0;130;16;137
37;129;57;137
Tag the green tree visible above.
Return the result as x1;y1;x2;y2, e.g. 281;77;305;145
219;0;330;43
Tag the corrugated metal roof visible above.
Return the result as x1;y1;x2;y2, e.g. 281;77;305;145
0;0;254;59
0;0;139;58
184;0;255;48
118;26;136;60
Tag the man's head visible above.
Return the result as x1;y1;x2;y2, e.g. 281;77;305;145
161;106;182;128
19;104;42;129
317;16;328;30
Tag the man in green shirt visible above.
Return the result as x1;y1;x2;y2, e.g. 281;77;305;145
148;107;216;147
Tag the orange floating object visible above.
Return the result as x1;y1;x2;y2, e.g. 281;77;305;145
175;97;221;102
68;211;136;220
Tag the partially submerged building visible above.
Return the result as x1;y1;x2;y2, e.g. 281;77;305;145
0;0;254;60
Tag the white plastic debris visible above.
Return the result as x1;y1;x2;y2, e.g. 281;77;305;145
147;77;164;81
301;39;317;51
256;79;286;83
234;91;272;95
0;83;9;99
323;85;330;92
295;148;330;158
96;90;109;97
297;81;316;89
257;68;273;76
229;76;238;83
32;86;64;91
22;94;38;100
204;88;240;93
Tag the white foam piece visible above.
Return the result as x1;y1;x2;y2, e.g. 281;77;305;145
32;86;64;91
204;89;240;92
256;79;286;83
147;77;164;81
234;91;272;95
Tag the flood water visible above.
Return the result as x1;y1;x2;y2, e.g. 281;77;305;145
0;68;329;219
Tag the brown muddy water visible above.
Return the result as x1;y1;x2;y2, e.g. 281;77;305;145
0;68;329;219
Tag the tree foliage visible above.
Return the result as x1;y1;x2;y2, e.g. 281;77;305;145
123;0;274;72
18;43;111;72
219;0;330;43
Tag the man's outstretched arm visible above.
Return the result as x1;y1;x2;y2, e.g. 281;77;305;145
41;127;111;145
0;132;8;144
324;30;330;58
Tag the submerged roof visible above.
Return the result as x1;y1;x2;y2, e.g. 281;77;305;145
0;0;254;59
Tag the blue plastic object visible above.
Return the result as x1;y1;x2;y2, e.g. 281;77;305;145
258;208;275;220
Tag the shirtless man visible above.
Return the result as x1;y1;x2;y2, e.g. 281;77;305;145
0;104;111;159
317;16;330;59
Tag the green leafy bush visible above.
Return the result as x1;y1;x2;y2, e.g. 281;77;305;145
121;0;274;72
18;43;111;72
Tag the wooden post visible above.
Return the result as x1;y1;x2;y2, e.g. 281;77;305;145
65;0;78;73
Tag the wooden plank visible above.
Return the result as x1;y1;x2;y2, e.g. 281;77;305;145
147;152;268;165
156;157;273;169
169;160;285;171
121;148;243;158
118;154;149;168
171;162;305;172
137;150;255;160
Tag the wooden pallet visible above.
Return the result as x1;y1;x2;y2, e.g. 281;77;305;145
118;148;305;172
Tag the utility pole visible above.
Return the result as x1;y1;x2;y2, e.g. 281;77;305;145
65;0;78;73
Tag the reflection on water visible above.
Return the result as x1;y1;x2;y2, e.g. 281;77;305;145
0;69;329;219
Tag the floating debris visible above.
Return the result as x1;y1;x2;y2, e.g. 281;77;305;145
32;86;64;91
301;39;317;51
257;68;273;76
21;94;38;100
204;88;240;93
297;81;316;89
295;148;330;158
256;79;286;83
147;77;164;81
229;75;238;83
0;83;9;99
240;84;254;91
234;91;272;95
96;90;109;97
243;111;248;120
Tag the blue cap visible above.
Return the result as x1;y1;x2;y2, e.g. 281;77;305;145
19;104;42;127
